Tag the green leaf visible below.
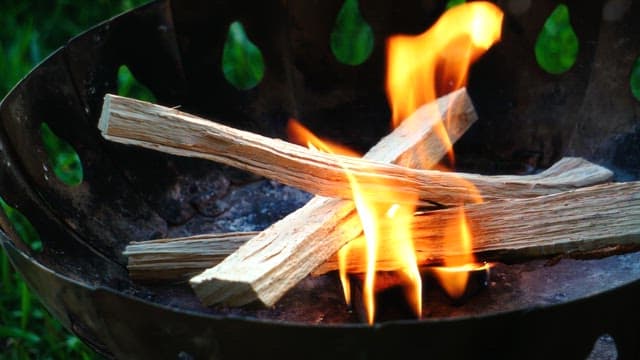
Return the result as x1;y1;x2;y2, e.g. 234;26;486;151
117;65;157;103
535;4;579;75
40;122;83;186
222;21;265;90
630;56;640;102
446;0;466;10
330;0;374;66
0;197;42;252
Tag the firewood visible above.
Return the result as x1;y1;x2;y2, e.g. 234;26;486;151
123;157;614;282
123;232;258;282
313;181;640;274
186;89;479;307
98;90;467;205
192;182;637;308
100;90;618;308
98;89;612;205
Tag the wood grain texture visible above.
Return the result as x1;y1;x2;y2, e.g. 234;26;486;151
123;157;617;282
124;232;259;281
99;89;612;205
314;181;640;274
100;90;619;308
185;89;478;307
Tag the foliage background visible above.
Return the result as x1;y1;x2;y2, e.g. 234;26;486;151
0;1;149;358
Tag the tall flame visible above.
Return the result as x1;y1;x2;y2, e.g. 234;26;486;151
373;1;501;320
289;2;503;324
386;2;504;127
387;2;503;167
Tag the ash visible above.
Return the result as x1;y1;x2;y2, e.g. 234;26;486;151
167;177;313;238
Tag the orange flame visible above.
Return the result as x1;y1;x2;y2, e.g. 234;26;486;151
386;2;503;126
386;1;503;166
287;119;420;323
287;120;361;157
383;2;502;308
288;1;503;324
433;205;486;300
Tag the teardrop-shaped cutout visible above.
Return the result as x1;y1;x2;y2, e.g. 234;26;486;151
40;123;83;186
630;55;640;101
535;4;579;74
330;0;375;66
117;65;156;103
0;197;42;252
586;334;617;359
222;21;265;90
446;0;466;10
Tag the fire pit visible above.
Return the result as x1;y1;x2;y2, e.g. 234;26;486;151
1;0;639;359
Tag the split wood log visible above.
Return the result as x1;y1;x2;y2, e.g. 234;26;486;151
186;89;478;307
98;90;612;205
313;181;640;275
123;157;614;282
99;90;470;206
124;232;259;282
126;181;639;282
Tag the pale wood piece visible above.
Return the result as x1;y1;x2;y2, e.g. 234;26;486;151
313;181;640;274
98;90;612;205
186;90;479;307
124;232;259;281
123;157;614;282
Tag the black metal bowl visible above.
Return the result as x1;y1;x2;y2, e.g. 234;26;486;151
1;1;639;359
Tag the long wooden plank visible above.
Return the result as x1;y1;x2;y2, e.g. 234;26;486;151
98;90;612;205
314;181;640;274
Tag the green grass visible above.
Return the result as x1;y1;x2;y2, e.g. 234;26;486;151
0;1;149;358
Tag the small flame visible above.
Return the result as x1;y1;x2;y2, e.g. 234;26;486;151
287;120;361;157
433;206;481;299
287;120;361;308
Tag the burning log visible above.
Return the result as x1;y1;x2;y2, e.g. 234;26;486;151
181;89;480;307
98;86;624;310
98;90;612;205
102;88;478;305
313;181;640;275
188;164;622;308
98;89;618;307
123;157;615;282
